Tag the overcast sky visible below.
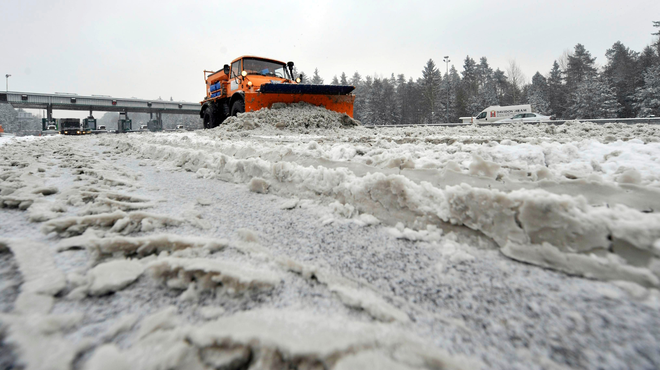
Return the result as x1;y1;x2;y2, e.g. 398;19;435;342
2;0;659;117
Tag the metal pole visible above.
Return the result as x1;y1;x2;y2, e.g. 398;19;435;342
443;57;449;123
5;74;10;92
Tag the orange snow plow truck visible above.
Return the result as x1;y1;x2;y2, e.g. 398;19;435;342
200;56;355;128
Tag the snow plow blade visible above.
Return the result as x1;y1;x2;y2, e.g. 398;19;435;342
259;83;355;95
245;84;356;117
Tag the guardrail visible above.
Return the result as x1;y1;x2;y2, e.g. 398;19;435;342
363;117;660;128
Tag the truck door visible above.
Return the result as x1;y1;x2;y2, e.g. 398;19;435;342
230;60;242;93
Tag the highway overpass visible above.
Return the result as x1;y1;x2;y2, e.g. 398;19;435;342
0;91;201;127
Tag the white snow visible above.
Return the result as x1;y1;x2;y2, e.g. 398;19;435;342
2;106;660;369
87;259;144;296
0;239;66;314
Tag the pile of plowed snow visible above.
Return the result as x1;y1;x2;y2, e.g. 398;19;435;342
217;103;360;134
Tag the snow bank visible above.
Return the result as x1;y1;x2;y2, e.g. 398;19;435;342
100;120;660;287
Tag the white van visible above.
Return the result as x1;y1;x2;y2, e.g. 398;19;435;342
473;105;532;124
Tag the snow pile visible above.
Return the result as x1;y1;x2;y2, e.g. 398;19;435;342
215;102;360;133
101;123;660;288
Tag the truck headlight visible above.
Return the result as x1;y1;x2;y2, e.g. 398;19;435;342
247;81;253;87
296;77;301;83
241;71;247;77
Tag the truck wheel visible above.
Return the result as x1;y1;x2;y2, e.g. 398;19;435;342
203;109;212;129
230;99;245;116
216;102;229;125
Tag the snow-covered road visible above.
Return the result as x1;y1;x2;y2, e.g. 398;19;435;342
1;105;659;369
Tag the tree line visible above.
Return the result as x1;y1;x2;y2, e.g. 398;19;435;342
307;22;660;124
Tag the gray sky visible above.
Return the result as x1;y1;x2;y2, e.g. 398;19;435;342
2;0;659;117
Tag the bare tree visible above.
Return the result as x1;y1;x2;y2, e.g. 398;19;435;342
557;49;572;72
507;60;526;104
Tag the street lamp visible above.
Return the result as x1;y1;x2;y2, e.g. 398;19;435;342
5;74;10;92
442;57;450;123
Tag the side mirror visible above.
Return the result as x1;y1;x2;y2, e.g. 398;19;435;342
287;62;295;81
223;64;230;75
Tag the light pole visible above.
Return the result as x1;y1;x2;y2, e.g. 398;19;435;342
443;57;450;123
5;74;10;92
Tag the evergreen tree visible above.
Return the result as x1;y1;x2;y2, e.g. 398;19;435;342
367;78;385;125
447;66;461;122
420;59;442;123
633;64;660;117
565;44;597;93
527;72;552;115
311;68;324;85
604;41;640;117
350;72;364;122
330;75;339;85
476;57;493;89
395;74;408;124
639;45;660;72
492;69;509;105
566;75;619;119
382;77;398;125
361;75;374;124
350;72;362;87
547;61;567;118
407;77;424;124
340;72;349;85
474;57;499;110
653;21;660;56
457;56;479;117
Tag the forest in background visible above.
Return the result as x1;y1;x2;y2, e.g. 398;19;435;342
307;21;660;125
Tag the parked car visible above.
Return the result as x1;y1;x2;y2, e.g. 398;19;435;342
176;125;185;130
498;112;552;123
98;125;107;131
140;125;148;130
46;125;57;130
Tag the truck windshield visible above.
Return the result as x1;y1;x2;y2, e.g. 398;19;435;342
60;119;80;129
243;58;290;79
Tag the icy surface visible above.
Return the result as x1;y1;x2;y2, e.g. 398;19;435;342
1;108;660;369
